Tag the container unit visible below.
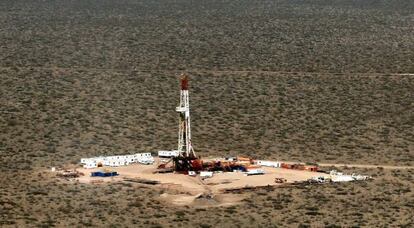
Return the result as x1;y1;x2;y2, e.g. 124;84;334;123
123;155;135;163
83;162;97;169
103;159;111;166
281;163;318;172
141;153;152;157
90;171;119;177
256;160;281;168
107;160;125;167
331;175;354;182
200;171;213;178
158;150;179;158
304;166;319;172
246;169;265;176
137;156;154;165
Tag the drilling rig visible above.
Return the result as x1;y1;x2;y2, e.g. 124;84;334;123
157;74;253;174
172;74;203;172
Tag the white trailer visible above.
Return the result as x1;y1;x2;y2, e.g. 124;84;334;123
256;160;281;168
158;150;179;158
83;162;97;169
200;171;213;178
138;156;154;165
246;169;265;176
331;175;354;182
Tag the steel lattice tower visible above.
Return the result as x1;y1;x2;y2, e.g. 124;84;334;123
176;74;196;158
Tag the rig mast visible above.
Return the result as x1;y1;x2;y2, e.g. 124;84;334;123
176;74;196;158
173;74;202;172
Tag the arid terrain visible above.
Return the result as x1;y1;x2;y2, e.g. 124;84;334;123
1;0;413;227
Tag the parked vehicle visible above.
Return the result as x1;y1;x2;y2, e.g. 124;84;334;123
275;178;287;183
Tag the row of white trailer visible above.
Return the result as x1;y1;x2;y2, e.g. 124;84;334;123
80;150;180;169
80;153;154;169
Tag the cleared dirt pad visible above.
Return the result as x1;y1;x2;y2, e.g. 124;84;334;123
73;162;330;206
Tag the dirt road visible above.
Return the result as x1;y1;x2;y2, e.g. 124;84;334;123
317;163;414;170
2;66;413;77
280;161;414;170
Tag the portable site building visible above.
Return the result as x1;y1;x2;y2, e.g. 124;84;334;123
81;157;105;164
331;175;354;182
200;171;213;178
102;160;111;166
256;160;281;168
84;162;98;169
135;153;152;161
158;150;179;158
137;156;154;165
109;159;132;167
136;153;152;157
124;155;135;163
246;169;265;176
